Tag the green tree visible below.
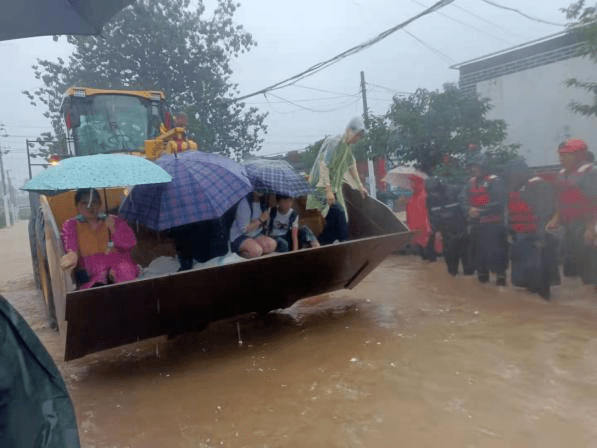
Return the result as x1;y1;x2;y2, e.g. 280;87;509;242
563;1;597;116
377;84;518;180
23;0;267;160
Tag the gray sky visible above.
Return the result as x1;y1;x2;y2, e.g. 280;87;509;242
0;0;570;188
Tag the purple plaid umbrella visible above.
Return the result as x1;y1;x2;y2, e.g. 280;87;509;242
119;151;252;231
242;158;312;198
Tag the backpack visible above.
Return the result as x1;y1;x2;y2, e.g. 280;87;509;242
268;207;298;237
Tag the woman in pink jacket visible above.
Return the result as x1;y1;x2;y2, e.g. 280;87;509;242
60;188;139;289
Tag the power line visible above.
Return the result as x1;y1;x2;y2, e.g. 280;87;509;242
0;124;52;129
479;0;566;27
410;0;515;45
266;92;361;113
291;84;360;97
402;29;456;64
365;82;413;96
449;1;523;35
246;93;360;105
234;0;455;101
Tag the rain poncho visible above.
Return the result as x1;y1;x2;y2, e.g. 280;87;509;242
406;175;432;247
306;135;361;219
0;295;80;447
61;215;139;289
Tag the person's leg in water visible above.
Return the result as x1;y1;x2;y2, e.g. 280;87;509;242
442;231;460;275
462;228;477;276
472;225;489;283
421;233;437;262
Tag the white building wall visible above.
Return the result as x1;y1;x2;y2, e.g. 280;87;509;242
476;56;597;167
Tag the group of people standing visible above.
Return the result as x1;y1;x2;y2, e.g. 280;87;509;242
422;138;597;300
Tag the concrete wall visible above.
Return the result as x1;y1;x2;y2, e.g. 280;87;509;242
476;56;597;167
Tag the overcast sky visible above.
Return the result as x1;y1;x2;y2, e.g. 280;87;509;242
0;0;571;188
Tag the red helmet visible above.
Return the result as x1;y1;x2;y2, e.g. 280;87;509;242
559;138;588;154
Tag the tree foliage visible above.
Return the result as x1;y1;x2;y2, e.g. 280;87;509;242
23;0;267;159
354;84;518;182
563;1;597;116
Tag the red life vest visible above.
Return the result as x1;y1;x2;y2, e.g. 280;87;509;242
468;175;502;223
557;163;596;224
468;176;489;207
507;191;537;233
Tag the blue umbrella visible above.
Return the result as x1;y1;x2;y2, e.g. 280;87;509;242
242;158;312;198
120;151;253;231
22;154;172;194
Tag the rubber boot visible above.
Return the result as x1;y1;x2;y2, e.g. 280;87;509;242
496;274;507;287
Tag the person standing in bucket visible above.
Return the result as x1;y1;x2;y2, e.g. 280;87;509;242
461;153;508;286
546;139;597;285
306;117;369;245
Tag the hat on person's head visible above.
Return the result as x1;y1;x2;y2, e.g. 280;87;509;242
346;116;365;134
559;138;588;154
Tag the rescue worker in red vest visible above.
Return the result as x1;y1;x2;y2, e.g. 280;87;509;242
427;176;470;275
506;158;559;299
546;139;597;284
166;112;198;155
461;153;508;285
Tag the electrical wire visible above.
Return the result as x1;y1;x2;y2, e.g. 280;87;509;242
245;93;360;105
478;0;565;27
365;82;413;96
402;29;456;64
449;0;522;35
410;0;514;45
266;92;361;113
291;84;360;97
234;0;455;101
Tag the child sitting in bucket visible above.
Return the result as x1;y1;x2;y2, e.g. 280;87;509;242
60;188;139;289
229;192;277;259
268;194;320;252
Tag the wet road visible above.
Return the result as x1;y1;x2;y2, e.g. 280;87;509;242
5;254;597;447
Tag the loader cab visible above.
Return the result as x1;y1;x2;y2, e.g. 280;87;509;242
60;87;169;156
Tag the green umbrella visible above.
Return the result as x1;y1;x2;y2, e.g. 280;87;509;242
22;153;172;195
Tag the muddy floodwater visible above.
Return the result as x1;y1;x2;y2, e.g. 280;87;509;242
4;228;597;447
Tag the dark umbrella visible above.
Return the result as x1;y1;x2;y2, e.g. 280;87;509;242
119;151;253;231
0;295;80;448
0;0;134;41
242;158;312;198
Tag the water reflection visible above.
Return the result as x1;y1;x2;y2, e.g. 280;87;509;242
6;254;597;447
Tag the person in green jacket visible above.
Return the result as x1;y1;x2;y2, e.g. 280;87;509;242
306;117;369;244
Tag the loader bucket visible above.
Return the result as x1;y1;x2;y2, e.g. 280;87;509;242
63;230;412;360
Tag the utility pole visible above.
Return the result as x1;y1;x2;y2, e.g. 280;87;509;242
6;171;17;224
360;71;377;200
26;139;33;179
0;146;11;227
